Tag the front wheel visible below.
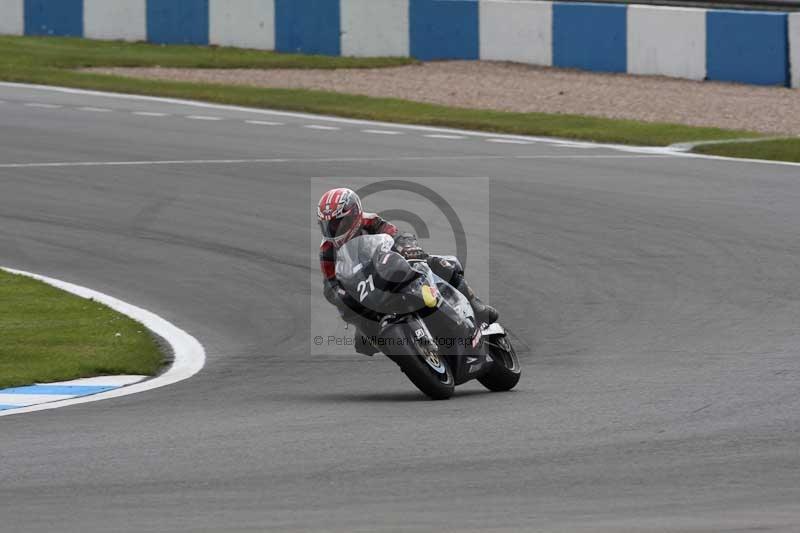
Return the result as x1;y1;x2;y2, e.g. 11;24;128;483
396;344;455;400
478;335;521;392
381;319;455;399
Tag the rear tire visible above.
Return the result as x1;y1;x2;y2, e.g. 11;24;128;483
478;335;521;392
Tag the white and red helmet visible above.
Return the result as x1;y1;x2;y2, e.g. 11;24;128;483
317;188;363;248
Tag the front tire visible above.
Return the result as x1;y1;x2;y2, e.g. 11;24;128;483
380;319;455;400
396;344;455;400
478;335;521;392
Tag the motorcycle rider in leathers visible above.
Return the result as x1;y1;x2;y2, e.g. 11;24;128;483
317;187;498;356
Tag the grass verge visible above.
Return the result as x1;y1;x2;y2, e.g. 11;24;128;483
0;269;164;389
693;139;800;163
0;35;415;70
0;36;792;158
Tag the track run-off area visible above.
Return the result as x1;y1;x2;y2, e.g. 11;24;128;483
1;83;800;533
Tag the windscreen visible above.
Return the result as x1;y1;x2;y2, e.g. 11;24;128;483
334;234;395;285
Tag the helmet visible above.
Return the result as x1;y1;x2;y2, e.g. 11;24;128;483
317;188;363;248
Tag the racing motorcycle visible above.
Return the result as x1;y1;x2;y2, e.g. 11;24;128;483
335;234;521;400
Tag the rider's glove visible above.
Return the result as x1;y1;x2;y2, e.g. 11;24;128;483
394;232;428;261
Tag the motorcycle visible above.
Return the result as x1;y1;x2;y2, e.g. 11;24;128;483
335;234;521;400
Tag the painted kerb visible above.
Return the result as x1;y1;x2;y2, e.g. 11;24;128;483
0;265;206;417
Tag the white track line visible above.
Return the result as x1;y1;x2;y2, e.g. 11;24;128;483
304;124;340;131
0;155;674;170
78;107;112;112
132;111;168;117
57;375;146;386
24;103;61;109
424;134;466;140
246;120;283;126
0;267;205;417
486;138;531;145
2;82;798;168
362;129;404;135
186;115;222;121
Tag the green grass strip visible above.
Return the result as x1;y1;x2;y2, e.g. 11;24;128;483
693;138;800;163
0;35;791;158
0;270;164;389
2;66;757;147
0;35;415;70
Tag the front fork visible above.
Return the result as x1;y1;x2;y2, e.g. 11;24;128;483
379;313;438;351
380;314;495;385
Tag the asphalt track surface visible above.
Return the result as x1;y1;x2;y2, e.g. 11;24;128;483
2;84;800;533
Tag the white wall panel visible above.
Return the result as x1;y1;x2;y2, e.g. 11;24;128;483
790;13;800;88
0;0;23;35
480;0;552;66
341;0;409;57
84;0;146;41
627;5;706;80
210;0;274;50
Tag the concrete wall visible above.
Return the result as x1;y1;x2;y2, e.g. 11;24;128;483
479;0;551;66
627;5;705;80
707;10;788;86
341;0;408;57
1;0;798;88
275;0;340;56
0;0;22;35
24;0;83;37
209;0;274;50
147;0;208;45
410;0;479;61
84;0;146;41
553;2;627;73
789;13;800;88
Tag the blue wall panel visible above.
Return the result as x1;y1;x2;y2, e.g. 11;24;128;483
553;3;626;73
275;0;341;56
707;10;788;86
24;0;83;37
410;0;479;61
147;0;209;45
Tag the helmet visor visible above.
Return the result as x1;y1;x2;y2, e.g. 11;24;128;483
320;211;359;239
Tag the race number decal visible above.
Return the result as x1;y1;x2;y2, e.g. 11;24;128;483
357;274;375;302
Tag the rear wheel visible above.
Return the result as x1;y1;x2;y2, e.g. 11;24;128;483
396;344;455;400
478;335;521;392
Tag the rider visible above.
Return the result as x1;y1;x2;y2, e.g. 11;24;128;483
317;187;498;353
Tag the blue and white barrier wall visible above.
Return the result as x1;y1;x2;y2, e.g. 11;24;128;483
1;0;798;88
210;0;274;50
479;0;551;66
789;12;799;88
342;0;408;57
627;5;705;81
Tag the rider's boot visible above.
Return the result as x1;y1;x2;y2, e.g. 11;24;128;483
455;278;499;325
